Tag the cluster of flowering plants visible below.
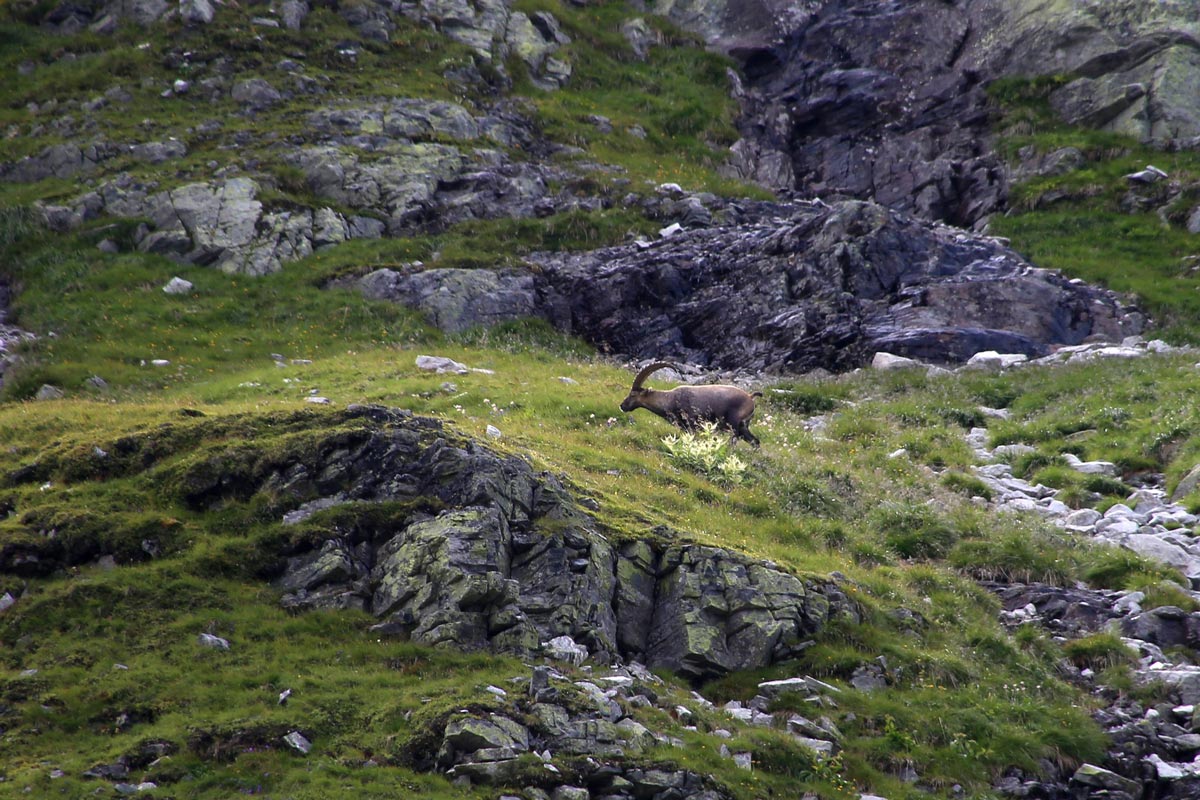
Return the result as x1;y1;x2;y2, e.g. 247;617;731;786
661;422;749;486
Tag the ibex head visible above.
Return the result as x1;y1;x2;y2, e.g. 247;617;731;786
619;361;677;413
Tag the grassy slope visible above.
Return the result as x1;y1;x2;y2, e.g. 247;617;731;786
987;76;1200;343
3;6;1200;800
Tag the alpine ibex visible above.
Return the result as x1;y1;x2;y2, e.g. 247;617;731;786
619;362;762;447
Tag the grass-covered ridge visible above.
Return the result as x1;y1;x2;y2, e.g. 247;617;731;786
6;4;1200;799
5;338;1200;796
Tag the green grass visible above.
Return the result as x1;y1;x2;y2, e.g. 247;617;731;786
7;12;1200;800
5;343;1190;797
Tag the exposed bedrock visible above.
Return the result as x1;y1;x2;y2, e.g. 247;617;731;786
359;199;1145;372
256;407;859;681
691;0;1200;227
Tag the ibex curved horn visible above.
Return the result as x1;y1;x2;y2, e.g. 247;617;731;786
631;362;677;390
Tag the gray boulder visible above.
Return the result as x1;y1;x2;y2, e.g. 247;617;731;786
358;268;538;333
443;714;530;754
279;0;308;30
180;0;215;25
1;142;116;183
306;99;481;142
231;78;282;108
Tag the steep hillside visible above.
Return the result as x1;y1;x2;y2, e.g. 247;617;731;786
6;2;1200;800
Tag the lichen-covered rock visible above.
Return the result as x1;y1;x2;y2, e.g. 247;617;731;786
401;0;571;89
633;545;854;680
443;714;531;754
306;99;482;142
259;407;857;674
370;507;541;653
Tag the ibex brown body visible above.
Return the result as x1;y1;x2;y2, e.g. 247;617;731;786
619;362;761;447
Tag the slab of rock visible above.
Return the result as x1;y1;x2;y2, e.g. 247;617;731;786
529;200;1142;373
359;268;537;333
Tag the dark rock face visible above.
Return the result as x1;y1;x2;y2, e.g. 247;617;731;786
530;199;1142;372
716;0;1200;227
354;198;1143;372
724;0;1004;228
261;407;858;679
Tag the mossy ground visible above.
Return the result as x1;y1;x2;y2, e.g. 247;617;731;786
3;7;1200;800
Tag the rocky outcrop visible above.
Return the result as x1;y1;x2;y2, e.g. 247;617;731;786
421;661;847;795
0;404;854;677
360;198;1143;372
358;268;539;333
393;0;573;89
254;406;860;679
963;1;1200;144
694;0;1200;227
0;140;185;184
29;94;599;273
37;176;363;276
534;200;1143;371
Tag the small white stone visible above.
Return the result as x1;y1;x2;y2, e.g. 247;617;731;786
283;730;312;754
198;633;230;650
162;276;193;295
871;352;919;370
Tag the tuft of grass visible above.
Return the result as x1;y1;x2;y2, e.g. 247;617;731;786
1062;632;1138;672
871;503;960;561
949;527;1082;586
1082;547;1188;591
940;471;993;501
